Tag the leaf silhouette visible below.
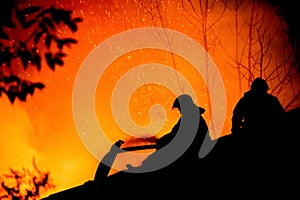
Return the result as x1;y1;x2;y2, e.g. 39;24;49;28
23;19;36;28
26;84;35;96
50;7;71;24
73;17;83;23
6;91;16;104
34;54;42;71
23;6;42;15
54;57;64;66
17;91;27;101
45;34;53;49
55;52;67;58
38;21;48;32
45;52;55;70
0;87;4;97
36;8;50;18
32;82;45;90
34;32;44;44
3;75;20;84
19;50;32;70
15;10;26;27
0;47;12;67
43;17;55;30
56;38;78;49
65;20;78;32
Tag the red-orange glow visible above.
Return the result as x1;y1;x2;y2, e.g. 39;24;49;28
96;49;211;141
1;0;299;198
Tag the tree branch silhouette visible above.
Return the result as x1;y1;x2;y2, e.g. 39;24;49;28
0;0;82;104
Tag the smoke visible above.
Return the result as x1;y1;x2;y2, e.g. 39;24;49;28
0;99;37;173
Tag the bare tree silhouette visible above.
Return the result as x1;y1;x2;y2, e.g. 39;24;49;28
224;1;300;110
0;0;82;104
178;0;300;111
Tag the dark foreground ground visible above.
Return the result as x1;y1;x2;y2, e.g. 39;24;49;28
42;108;300;199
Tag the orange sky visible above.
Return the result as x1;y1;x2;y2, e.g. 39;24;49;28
1;0;299;198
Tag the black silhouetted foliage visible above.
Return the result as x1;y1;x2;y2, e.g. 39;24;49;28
0;0;82;104
0;158;55;200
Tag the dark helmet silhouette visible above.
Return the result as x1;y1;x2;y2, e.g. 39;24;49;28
250;77;269;93
172;94;205;114
172;94;195;109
